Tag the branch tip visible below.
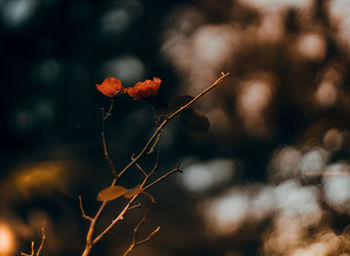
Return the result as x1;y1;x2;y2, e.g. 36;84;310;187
79;195;93;222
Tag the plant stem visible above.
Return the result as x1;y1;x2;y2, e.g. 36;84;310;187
81;72;230;256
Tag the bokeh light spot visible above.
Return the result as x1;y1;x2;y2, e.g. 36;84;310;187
36;59;61;84
299;148;328;175
102;56;145;85
315;81;338;107
323;129;343;151
269;146;301;181
296;34;326;62
0;223;15;255
101;8;131;34
1;0;38;29
178;159;234;193
323;163;350;213
202;191;249;235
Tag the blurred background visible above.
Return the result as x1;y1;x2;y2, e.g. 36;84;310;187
1;0;350;255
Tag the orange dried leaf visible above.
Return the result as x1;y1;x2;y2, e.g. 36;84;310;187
127;77;161;100
124;185;142;198
97;185;128;202
96;77;126;98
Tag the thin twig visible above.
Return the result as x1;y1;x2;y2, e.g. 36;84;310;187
128;203;142;211
93;194;139;244
21;225;46;256
93;152;160;244
146;132;162;155
136;226;160;245
148;151;160;177
79;195;93;222
167;72;231;120
141;191;156;203
135;162;147;176
20;241;34;256
122;206;160;256
35;226;46;256
101;106;117;177
104;99;115;120
144;163;181;191
131;154;147;176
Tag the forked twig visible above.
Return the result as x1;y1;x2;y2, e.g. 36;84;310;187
20;242;34;256
144;162;181;191
92;152;161;245
79;195;93;222
122;206;160;256
21;225;46;256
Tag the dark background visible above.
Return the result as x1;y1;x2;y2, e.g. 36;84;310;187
1;0;350;255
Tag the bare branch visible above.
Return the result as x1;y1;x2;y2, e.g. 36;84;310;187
136;163;147;176
128;203;142;211
79;195;93;222
81;72;231;256
131;154;147;176
144;163;182;191
20;241;34;256
104;99;115;120
149;151;160;176
136;226;160;245
122;206;160;256
93;195;139;245
100;106;117;177
146;131;162;155
167;72;231;120
141;191;156;204
35;226;46;256
21;224;46;256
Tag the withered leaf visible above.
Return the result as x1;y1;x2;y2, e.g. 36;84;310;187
124;185;142;199
168;94;194;111
180;109;210;134
97;185;128;202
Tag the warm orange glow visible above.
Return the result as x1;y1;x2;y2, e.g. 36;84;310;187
0;223;15;255
13;161;68;197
